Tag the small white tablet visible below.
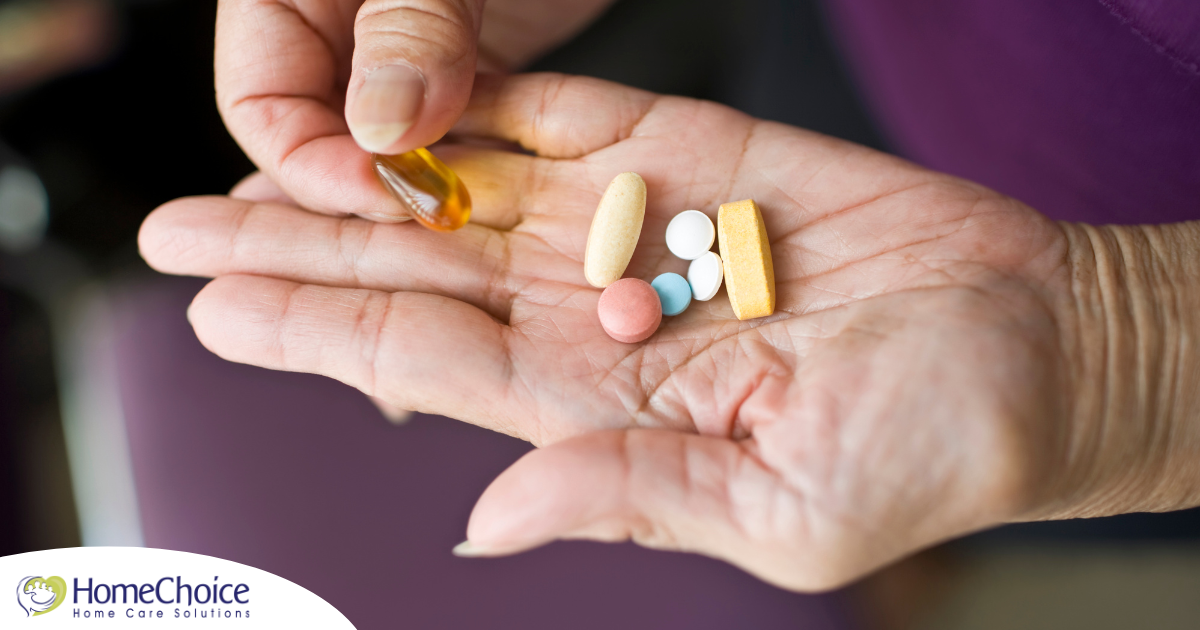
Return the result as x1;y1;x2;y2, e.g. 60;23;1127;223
687;251;724;301
665;210;716;260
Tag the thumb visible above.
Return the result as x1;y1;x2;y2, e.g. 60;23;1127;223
456;429;832;591
346;0;487;154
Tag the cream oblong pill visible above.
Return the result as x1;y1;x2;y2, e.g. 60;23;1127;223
717;199;775;320
687;251;724;301
584;172;646;288
665;210;715;260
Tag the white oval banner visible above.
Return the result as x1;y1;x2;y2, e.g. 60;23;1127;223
0;547;355;628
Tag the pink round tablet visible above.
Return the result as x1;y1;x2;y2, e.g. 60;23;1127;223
597;278;663;343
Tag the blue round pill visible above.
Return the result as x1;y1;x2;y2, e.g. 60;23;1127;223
651;272;692;316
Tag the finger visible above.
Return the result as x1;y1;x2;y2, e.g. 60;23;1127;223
188;275;520;429
167;143;543;232
458;429;840;591
369;395;414;424
476;0;616;69
455;73;660;158
139;195;518;320
229;171;295;204
215;0;410;220
434;144;551;230
345;0;487;154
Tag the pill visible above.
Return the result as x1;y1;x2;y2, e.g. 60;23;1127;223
597;278;662;343
651;272;692;316
687;251;724;301
584;172;646;288
717;199;775;320
665;210;715;260
373;148;472;231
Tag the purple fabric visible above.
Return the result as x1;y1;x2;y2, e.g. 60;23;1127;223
110;276;856;630
824;0;1200;224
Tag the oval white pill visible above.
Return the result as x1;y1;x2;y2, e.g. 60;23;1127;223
665;210;715;260
687;251;724;301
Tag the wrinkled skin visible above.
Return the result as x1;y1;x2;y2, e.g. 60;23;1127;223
215;0;613;216
141;73;1085;590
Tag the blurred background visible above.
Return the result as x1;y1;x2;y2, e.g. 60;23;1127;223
1;0;1198;628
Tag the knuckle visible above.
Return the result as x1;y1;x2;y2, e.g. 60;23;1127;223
355;0;477;62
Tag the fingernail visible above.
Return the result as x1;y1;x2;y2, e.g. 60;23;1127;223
185;303;195;325
348;65;425;153
359;211;413;224
451;541;493;558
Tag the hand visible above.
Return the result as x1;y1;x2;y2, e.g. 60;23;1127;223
226;171;417;425
140;73;1192;590
216;0;614;219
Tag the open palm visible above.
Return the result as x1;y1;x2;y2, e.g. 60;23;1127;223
141;73;1085;590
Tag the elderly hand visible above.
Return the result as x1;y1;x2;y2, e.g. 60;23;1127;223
140;73;1200;590
215;0;614;220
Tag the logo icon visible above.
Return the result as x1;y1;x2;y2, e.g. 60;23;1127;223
16;576;66;617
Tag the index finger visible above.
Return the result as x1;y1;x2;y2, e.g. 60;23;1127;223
214;0;404;219
455;73;660;159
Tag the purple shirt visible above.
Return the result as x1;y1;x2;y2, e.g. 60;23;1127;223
824;0;1200;224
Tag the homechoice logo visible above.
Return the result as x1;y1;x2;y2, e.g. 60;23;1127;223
2;547;356;628
17;575;251;620
17;576;66;616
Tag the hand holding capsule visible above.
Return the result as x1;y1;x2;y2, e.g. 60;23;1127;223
215;0;615;221
142;73;1200;591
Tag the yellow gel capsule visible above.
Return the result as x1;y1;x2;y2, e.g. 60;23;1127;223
372;148;472;231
